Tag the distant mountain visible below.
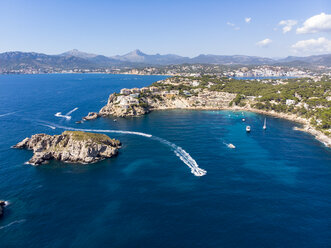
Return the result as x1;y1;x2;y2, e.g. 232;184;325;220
112;50;331;66
278;54;331;66
113;49;146;62
190;54;275;65
0;50;330;73
0;51;95;70
112;49;189;65
60;49;98;59
60;49;133;66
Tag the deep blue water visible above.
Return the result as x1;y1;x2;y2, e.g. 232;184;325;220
0;74;330;248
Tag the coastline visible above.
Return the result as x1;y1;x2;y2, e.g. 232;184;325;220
153;106;331;148
229;107;330;148
98;104;331;148
92;76;331;148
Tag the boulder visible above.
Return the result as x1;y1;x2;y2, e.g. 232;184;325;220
83;112;99;120
0;201;6;218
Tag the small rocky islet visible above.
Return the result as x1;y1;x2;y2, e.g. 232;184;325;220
0;201;6;218
13;131;121;165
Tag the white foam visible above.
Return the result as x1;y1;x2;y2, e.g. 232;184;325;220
54;107;78;120
65;107;78;116
153;137;206;176
39;122;206;176
0;219;26;230
44;125;56;130
0;112;16;117
54;112;71;120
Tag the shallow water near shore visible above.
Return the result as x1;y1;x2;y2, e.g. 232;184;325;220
0;74;330;248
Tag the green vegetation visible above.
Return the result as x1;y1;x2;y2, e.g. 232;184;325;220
156;75;330;134
63;131;113;144
230;94;245;106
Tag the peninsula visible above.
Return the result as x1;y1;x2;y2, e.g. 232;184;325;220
88;76;331;147
13;131;121;165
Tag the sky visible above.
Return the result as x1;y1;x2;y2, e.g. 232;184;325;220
0;0;330;57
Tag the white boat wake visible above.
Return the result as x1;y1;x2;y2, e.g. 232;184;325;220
39;122;206;176
44;125;56;130
0;219;26;230
55;112;71;120
54;107;78;120
66;107;78;116
152;137;207;176
0;112;16;118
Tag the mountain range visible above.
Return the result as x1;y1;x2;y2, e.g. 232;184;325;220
1;49;330;71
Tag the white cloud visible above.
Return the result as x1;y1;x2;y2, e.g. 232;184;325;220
292;37;331;54
256;38;272;47
245;17;251;23
279;19;297;33
227;22;235;27
227;22;240;31
296;12;331;34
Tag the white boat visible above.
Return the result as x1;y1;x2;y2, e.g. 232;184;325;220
242;118;246;122
227;143;236;149
263;118;267;130
246;126;251;132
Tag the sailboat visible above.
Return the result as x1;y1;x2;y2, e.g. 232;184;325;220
263;118;267;130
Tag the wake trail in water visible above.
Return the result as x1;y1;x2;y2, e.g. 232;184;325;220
38;121;206;176
0;219;26;230
66;107;78;116
152;137;207;176
0;112;16;117
55;112;71;120
54;107;78;120
44;125;56;130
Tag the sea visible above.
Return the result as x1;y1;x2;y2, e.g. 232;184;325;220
0;74;330;248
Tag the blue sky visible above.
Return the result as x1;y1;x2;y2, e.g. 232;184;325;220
0;0;330;57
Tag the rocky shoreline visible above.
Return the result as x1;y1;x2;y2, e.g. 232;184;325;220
0;201;6;218
13;131;121;165
85;82;331;148
228;106;331;148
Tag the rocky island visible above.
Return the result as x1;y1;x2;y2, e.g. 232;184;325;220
0;201;6;218
88;75;331;147
13;131;121;165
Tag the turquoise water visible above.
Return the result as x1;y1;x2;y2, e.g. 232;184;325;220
0;74;330;248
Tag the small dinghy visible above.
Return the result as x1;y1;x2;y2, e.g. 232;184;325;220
246;126;251;132
227;143;236;149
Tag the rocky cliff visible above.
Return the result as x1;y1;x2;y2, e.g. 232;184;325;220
13;131;121;165
91;76;331;147
98;87;236;117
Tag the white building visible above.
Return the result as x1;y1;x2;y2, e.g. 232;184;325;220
286;99;296;106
